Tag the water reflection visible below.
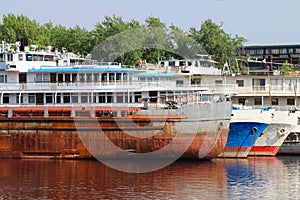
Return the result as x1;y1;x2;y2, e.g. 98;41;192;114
0;157;299;199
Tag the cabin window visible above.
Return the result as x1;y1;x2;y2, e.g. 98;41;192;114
81;93;88;103
271;98;279;105
3;94;9;104
107;93;113;103
65;74;71;83
116;73;122;81
94;74;99;82
0;75;7;83
58;74;64;83
18;54;23;61
236;80;244;87
99;94;105;103
63;60;68;66
36;74;43;82
86;73;92;82
7;54;13;61
46;94;53;104
116;93;123;103
71;93;78;103
56;93;61;103
79;74;85;82
16;94;24;104
29;95;35;104
26;55;33;61
215;80;223;85
0;54;4;62
72;74;77;82
140;77;146;82
287;98;295;106
238;98;247;105
63;93;71;103
123;73;128;81
176;80;184;87
254;98;262;105
109;73;115;82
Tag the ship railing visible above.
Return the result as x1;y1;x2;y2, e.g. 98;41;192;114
237;84;300;95
0;82;238;93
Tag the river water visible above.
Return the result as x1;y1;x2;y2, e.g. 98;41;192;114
0;156;299;200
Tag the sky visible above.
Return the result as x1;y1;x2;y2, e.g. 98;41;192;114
1;0;300;45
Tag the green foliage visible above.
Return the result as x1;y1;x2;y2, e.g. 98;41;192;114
280;62;294;75
0;14;247;66
189;19;247;66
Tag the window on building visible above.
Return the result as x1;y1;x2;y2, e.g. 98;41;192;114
271;98;279;105
287;98;295;106
236;80;244;87
63;93;70;103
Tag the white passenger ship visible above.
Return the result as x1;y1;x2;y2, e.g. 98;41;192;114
0;39;233;160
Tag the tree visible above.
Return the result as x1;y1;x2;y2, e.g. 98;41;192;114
189;19;247;66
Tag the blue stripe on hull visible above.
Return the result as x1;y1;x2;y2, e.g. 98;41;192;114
226;122;269;147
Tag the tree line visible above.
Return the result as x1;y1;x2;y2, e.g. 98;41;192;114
0;13;247;67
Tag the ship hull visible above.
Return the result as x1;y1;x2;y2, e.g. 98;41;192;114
249;110;298;156
218;107;274;158
0;102;231;160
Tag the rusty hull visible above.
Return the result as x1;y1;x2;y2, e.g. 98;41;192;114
0;107;229;160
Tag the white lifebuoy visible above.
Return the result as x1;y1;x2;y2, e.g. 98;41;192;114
278;128;287;136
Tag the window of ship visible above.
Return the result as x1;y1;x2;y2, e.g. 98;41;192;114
56;93;61;103
16;94;24;104
215;80;223;85
107;93;113;103
116;73;122;81
86;73;92;82
36;74;43;82
65;74;71;83
134;92;142;103
287;98;295;106
44;55;53;61
72;74;77;82
7;54;13;61
18;54;23;61
254;98;262;105
109;73;115;82
29;94;35;104
94;74;99;82
116;92;123;103
169;61;176;66
179;61;186;66
271;98;279;105
99;94;105;103
176;80;184;87
63;93;71;103
79;74;85;82
81;93;88;103
3;94;9;104
238;98;246;105
58;74;64;83
0;75;7;83
46;94;53;104
71;93;78;103
0;54;4;62
236;80;244;87
123;73;128;81
140;77;146;82
101;73;107;82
